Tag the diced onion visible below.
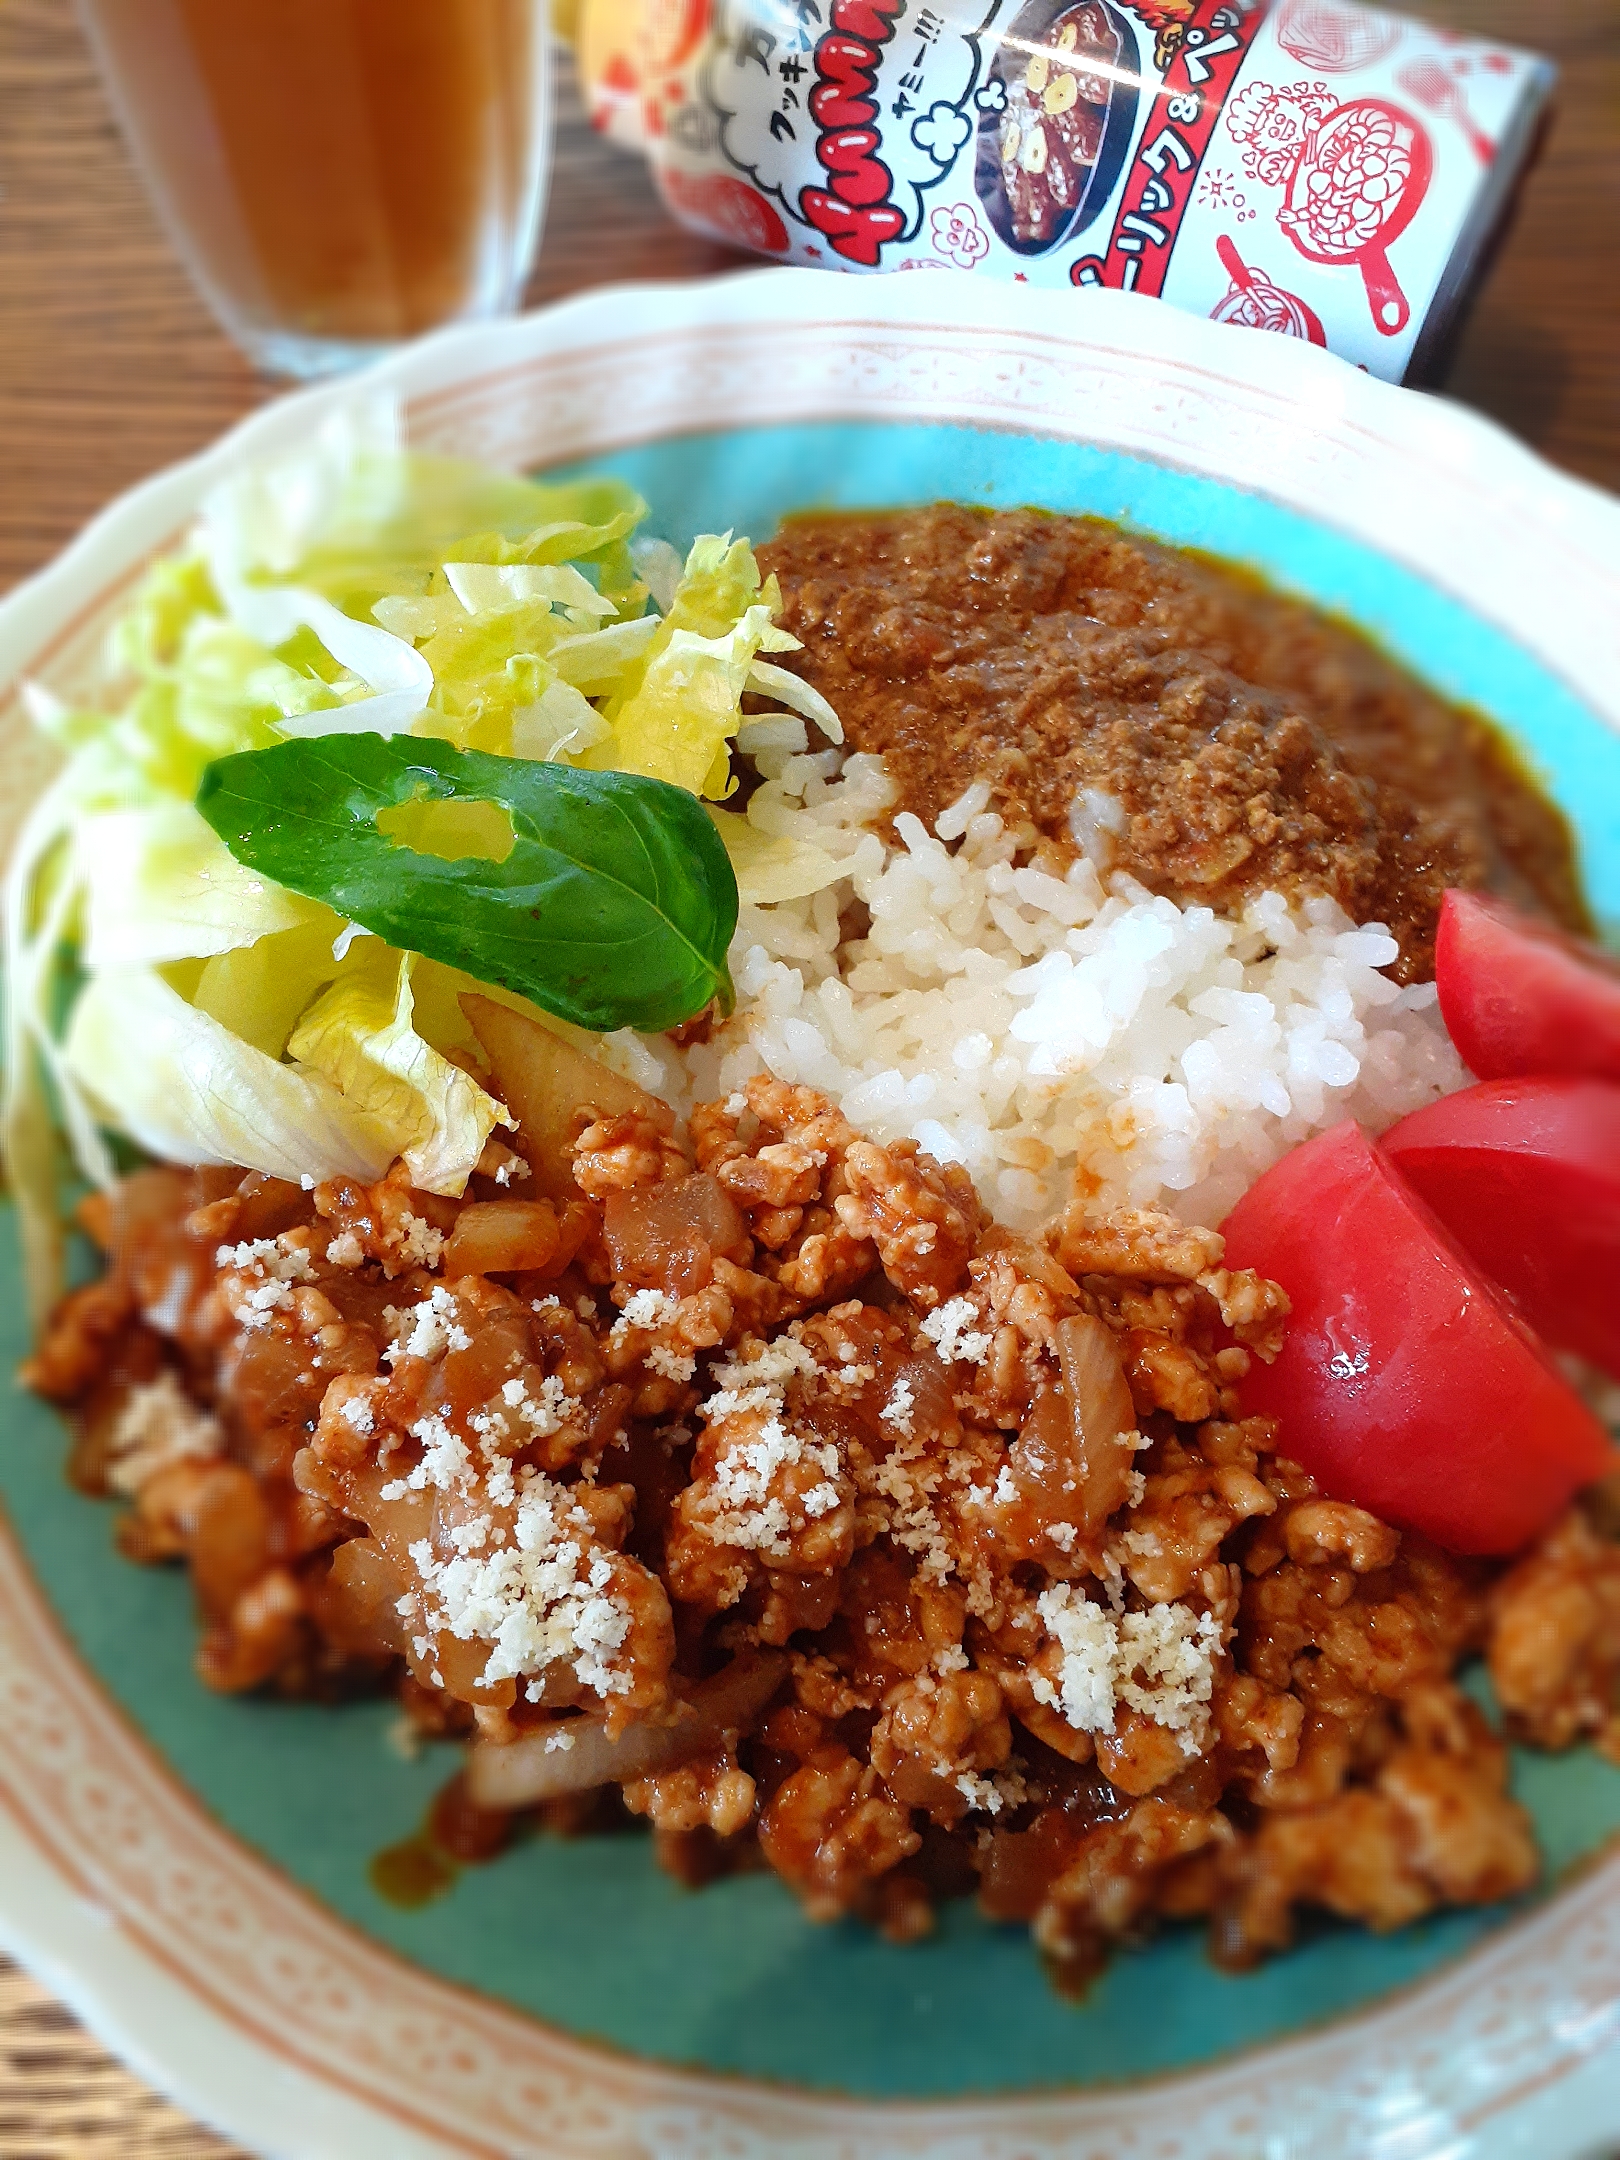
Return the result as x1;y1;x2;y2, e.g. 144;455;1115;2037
1053;1313;1137;1531
466;1651;788;1809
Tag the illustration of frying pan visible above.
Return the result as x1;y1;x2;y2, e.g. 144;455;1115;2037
1277;98;1433;336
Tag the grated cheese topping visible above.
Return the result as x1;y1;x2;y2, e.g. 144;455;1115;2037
104;1371;223;1496
1032;1584;1223;1750
955;1761;1032;1817
497;1371;579;1437
881;1376;916;1437
613;1288;678;1336
396;1212;446;1270
687;1334;854;1556
406;1474;632;1698
647;1344;697;1384
920;1297;993;1367
700;1333;820;1423
216;1233;316;1331
386;1285;472;1365
703;1412;842;1555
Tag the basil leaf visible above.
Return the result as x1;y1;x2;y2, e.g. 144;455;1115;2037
195;735;737;1034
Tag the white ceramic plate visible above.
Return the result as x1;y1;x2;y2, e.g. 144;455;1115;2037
1;268;1618;2160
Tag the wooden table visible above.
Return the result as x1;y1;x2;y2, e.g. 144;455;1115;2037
0;0;1617;2150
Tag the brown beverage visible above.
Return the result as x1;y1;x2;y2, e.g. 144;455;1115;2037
78;0;551;374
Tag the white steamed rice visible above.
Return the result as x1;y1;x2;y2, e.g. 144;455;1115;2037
605;742;1468;1233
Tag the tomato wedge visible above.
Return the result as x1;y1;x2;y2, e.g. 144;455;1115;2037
1436;888;1620;1084
1383;1077;1620;1382
1220;1120;1614;1555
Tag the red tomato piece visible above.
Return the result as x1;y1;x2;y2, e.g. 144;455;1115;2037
1436;888;1620;1084
1220;1120;1614;1555
1383;1077;1620;1382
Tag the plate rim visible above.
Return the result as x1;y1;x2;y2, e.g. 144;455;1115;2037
2;266;1619;2158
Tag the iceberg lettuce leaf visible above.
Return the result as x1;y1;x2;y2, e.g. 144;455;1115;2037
287;946;510;1194
79;802;335;968
2;410;857;1322
707;807;845;905
190;919;354;1058
599;536;799;799
64;965;402;1188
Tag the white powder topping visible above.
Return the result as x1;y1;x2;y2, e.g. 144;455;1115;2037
613;1287;677;1336
104;1371;223;1496
865;1438;962;1584
386;1286;471;1366
701;1334;819;1423
544;1727;577;1752
325;1230;365;1269
695;1334;851;1556
647;1344;697;1384
1033;1584;1223;1749
955;1762;1031;1817
397;1212;445;1269
500;1372;580;1437
881;1376;916;1437
216;1234;316;1331
704;1411;842;1556
380;1410;473;1501
406;1475;632;1698
216;1236;313;1281
921;1297;993;1367
1047;1522;1077;1553
338;1395;375;1435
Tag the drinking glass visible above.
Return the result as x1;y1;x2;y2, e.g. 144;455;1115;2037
77;0;554;378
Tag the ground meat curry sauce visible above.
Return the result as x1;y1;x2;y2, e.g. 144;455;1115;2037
24;510;1619;1994
30;1073;1620;1984
757;506;1588;982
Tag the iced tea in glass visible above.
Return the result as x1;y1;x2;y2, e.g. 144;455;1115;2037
78;0;552;377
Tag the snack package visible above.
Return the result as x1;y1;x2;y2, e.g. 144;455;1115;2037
572;0;1552;382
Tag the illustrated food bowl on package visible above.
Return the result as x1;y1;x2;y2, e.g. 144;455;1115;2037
574;0;1552;382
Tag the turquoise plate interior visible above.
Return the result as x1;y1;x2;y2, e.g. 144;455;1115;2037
4;418;1618;2100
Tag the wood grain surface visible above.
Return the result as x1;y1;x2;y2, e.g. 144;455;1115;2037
0;0;1616;2152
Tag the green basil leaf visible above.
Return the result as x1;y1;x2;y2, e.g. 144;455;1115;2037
194;735;737;1034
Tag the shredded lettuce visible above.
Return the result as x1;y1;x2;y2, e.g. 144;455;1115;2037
79;803;331;967
2;399;849;1317
287;947;511;1194
594;535;799;798
64;965;403;1189
708;808;845;905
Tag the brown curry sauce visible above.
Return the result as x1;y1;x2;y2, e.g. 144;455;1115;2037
756;505;1586;983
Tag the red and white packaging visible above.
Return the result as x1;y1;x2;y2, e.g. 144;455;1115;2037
576;0;1553;383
